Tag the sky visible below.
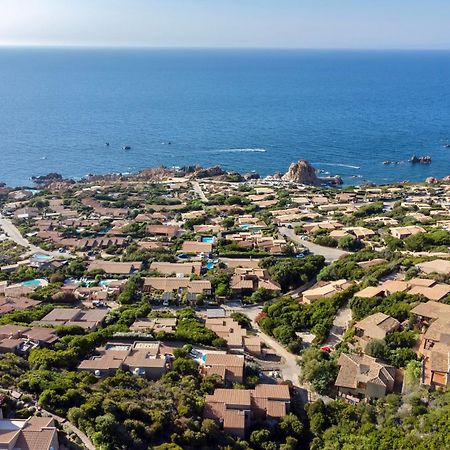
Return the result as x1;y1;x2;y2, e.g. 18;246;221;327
1;0;450;49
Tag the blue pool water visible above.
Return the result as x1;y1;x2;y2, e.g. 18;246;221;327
21;279;43;287
32;253;52;261
201;236;215;244
0;48;449;186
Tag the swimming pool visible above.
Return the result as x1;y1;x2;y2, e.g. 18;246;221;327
201;236;215;244
207;261;215;270
21;279;47;287
31;253;53;261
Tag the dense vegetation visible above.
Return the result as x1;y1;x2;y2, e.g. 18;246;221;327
306;390;450;450
350;291;423;322
258;287;356;346
260;255;325;291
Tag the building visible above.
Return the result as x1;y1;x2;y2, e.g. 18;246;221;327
87;260;142;275
33;308;108;330
202;353;245;384
354;278;450;301
411;301;450;387
142;277;212;302
230;268;281;296
354;313;400;343
0;416;59;450
416;259;450;276
205;318;262;356
130;318;177;333
78;341;167;379
389;226;426;239
0;297;41;316
204;384;290;438
146;224;180;240
335;353;395;402
0;324;59;354
180;241;213;255
150;261;202;276
302;279;352;303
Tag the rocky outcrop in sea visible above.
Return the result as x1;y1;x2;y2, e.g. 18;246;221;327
274;160;343;186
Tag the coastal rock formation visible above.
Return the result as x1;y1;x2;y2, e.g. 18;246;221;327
282;160;320;185
425;175;450;184
136;166;173;181
280;160;343;186
410;155;432;164
243;172;260;181
324;175;344;185
192;166;225;179
31;172;64;185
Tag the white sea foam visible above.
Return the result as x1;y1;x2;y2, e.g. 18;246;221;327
313;162;361;169
217;148;267;153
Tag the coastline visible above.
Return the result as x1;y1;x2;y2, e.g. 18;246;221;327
4;160;449;191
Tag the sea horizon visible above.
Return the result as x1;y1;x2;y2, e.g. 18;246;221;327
1;47;449;187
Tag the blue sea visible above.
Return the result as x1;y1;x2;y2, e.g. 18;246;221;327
0;48;449;187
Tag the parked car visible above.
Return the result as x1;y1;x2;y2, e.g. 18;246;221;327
320;346;332;353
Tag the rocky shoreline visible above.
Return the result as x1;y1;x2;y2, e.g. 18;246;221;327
7;159;450;190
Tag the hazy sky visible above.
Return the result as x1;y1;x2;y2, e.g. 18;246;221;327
1;0;450;49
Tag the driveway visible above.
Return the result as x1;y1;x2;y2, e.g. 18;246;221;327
324;302;352;347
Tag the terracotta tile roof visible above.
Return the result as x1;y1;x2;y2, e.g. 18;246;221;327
411;301;450;320
88;260;142;275
253;383;290;401
408;284;450;301
206;389;252;407
417;259;450;276
181;241;213;254
222;409;246;431
335;353;395;390
150;261;201;276
355;313;400;340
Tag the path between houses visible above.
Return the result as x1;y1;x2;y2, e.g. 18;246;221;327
45;409;95;450
324;302;352;347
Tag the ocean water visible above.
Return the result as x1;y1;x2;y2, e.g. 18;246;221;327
0;48;449;187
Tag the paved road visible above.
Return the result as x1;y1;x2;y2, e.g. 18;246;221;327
324;302;352;347
0;214;73;259
0;215;36;250
223;305;301;387
280;226;348;262
191;180;209;203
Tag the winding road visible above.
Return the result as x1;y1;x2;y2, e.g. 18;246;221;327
0;214;73;259
279;226;348;262
191;180;209;203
